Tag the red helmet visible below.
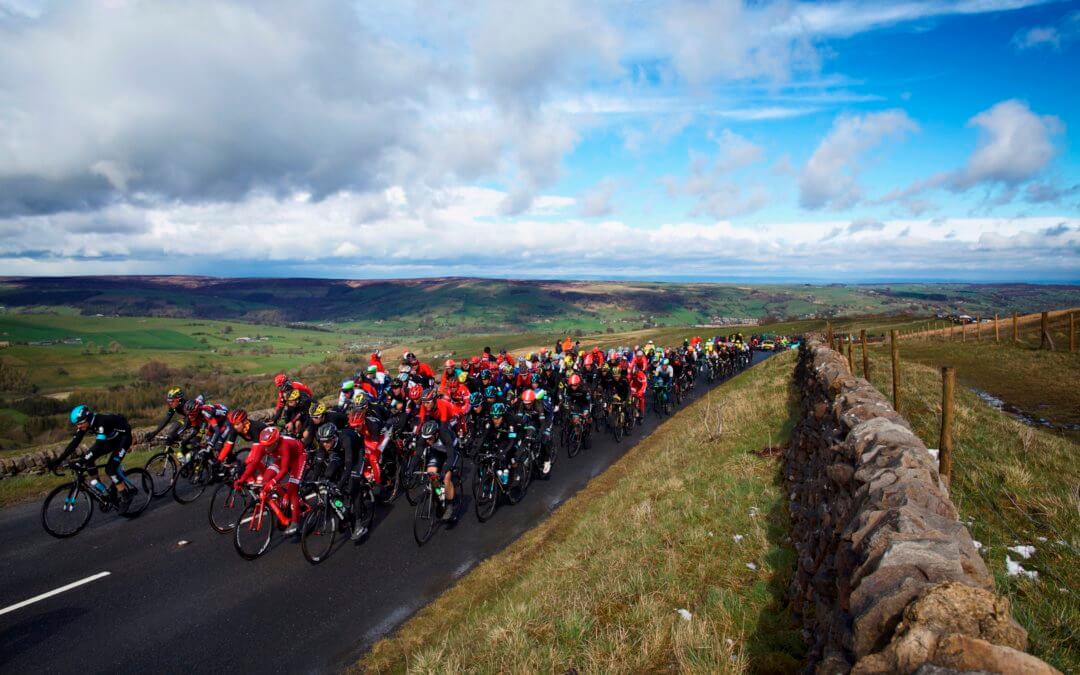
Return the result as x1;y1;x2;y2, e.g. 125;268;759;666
521;389;537;404
568;374;582;386
227;409;249;426
421;388;438;403
348;409;366;429
407;383;423;401
259;426;281;448
274;373;288;389
583;355;594;366
470;356;480;365
444;359;456;370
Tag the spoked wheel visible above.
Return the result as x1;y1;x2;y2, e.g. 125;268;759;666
144;452;177;497
235;502;274;560
674;386;683;405
566;427;583;458
376;457;400;504
173;456;211;504
41;482;93;538
301;500;338;564
413;487;438;546
613;411;624;443
209;484;248;534
118;469;153;518
352;485;375;542
507;454;531;505
404;454;425;506
474;464;499;522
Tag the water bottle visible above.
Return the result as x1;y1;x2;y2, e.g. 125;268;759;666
498;469;508;486
332;498;344;509
435;485;445;501
89;478;107;494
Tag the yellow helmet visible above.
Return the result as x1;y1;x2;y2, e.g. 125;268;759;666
312;402;327;417
287;389;302;403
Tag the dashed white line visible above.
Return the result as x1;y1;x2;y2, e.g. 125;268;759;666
0;571;111;617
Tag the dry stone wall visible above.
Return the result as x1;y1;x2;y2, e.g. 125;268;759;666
785;338;1059;674
0;408;274;479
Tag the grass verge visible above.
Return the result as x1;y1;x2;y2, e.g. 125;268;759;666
0;445;163;508
359;351;801;674
862;349;1079;672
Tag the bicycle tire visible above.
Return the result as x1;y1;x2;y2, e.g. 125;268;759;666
474;463;499;522
567;427;582;458
144;452;177;497
41;481;93;538
118;468;153;518
173;457;210;504
403;453;425;506
506;454;529;505
301;501;337;564
209;483;247;534
613;410;623;443
235;501;274;560
353;485;375;540
376;456;400;504
413;487;438;546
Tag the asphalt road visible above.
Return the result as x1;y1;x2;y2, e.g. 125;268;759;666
0;351;774;674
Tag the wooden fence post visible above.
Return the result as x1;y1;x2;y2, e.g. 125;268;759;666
847;334;854;372
860;329;869;379
994;314;1000;343
1040;311;1054;350
890;330;900;412
1071;312;1077;353
1012;313;1019;343
939;366;955;489
961;321;966;342
975;316;981;341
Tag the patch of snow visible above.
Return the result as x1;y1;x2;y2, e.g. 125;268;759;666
1005;556;1038;580
676;608;692;622
1008;545;1035;559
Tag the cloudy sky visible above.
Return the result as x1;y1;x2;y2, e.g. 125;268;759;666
0;0;1077;281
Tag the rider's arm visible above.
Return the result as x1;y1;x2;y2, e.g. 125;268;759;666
145;407;176;442
54;428;88;466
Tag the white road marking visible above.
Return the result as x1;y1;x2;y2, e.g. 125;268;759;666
0;571;111;617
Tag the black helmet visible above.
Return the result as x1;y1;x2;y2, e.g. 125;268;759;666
420;420;440;440
183;399;199;414
316;422;339;445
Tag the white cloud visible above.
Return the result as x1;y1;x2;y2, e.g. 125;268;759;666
665;130;769;219
781;0;1059;38
799;109;918;210
711;130;766;172
1011;10;1079;50
579;179;617;217
950;99;1063;190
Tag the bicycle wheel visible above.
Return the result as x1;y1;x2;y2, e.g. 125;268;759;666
41;482;93;538
118;468;153;518
375;456;400;504
144;452;177;497
507;455;530;505
173;456;211;504
209;483;247;534
474;464;499;521
353;485;375;539
301;501;337;564
613;410;623;443
413;487;438;546
566;427;582;458
235;502;274;560
404;453;425;506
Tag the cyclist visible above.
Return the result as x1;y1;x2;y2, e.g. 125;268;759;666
629;368;648;424
50;405;135;504
477;402;523;487
518;389;554;476
418;419;458;521
401;351;436;388
311;401;349;432
233;427;305;536
140;386;199;447
313;422;371;540
416;388;469;447
220;408;267;463
562;373;593;449
272;374;313;424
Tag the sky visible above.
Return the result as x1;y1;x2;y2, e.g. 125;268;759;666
0;0;1078;282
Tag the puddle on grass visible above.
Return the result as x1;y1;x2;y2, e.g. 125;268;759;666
971;388;1080;434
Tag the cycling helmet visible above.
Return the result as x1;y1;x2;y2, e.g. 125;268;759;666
407;383;423;401
421;388;438;404
470;355;480;365
287;389;302;404
568;374;582;386
340;379;355;391
259;426;281;447
480;369;492;380
274;373;288;389
662;358;670;366
366;365;378;375
70;404;92;425
353;391;369;408
348;408;366;429
311;402;328;417
227;409;249;426
444;359;455;370
420;420;440;440
458;371;468;383
484;385;499;399
166;386;183;401
521;389;537;404
402;351;416;362
490;402;507;417
316;422;338;444
535;389;547;400
469;391;483;406
183;399;199;414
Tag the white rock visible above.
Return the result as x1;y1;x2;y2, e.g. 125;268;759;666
1008;545;1036;559
746;562;758;571
676;608;692;622
1005;556;1038;580
177;540;190;547
733;534;744;543
1036;536;1047;542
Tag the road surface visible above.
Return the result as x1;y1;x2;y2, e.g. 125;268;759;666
0;351;774;674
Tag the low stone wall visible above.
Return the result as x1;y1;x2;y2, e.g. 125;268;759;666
0;408;275;480
784;338;1059;674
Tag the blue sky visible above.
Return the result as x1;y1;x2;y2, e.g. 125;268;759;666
0;0;1077;282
